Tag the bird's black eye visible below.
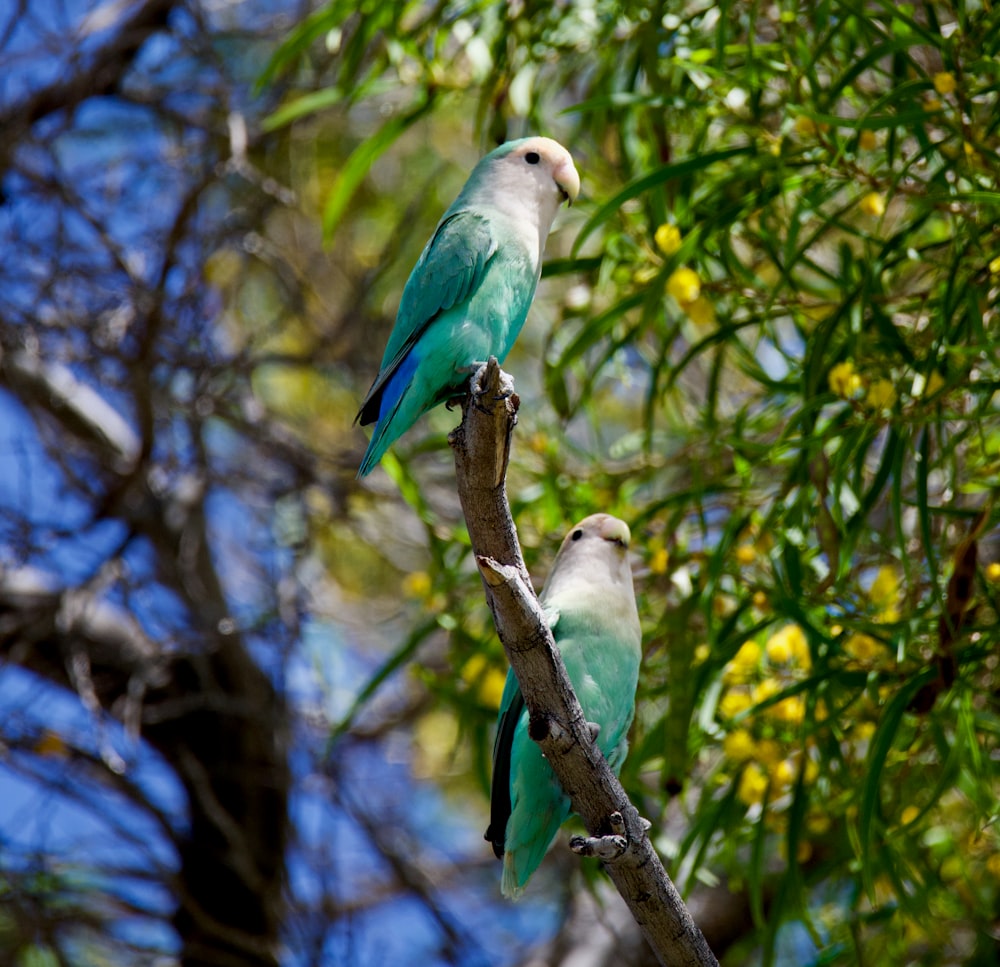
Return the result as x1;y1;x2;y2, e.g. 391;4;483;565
571;529;583;541
525;151;540;165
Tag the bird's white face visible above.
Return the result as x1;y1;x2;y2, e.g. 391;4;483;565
497;137;581;207
477;137;580;258
543;513;635;601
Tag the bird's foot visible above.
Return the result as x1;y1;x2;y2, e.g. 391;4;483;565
586;721;601;743
569;811;628;861
569;811;652;862
464;359;516;414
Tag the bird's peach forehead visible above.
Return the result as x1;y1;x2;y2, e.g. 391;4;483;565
509;137;570;161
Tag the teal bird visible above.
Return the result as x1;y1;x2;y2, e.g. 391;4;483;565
485;514;642;898
355;137;580;477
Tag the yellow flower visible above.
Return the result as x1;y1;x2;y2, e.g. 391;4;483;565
933;71;956;95
723;640;761;683
412;709;460;778
649;546;669;575
771;694;807;725
752;590;770;610
723;729;757;763
685;294;716;327
402;570;433;599
694;642;711;664
719;689;752;719
900;805;920;825
828;360;863;398
655;223;682;256
774;758;797;788
843;632;886;665
765;624;808;666
924;95;943;112
857;130;877;150
794;115;819;138
869;564;901;611
989;255;1000;276
752;677;779;706
478;667;508;710
986;562;1000;583
735;544;757;565
859;192;886;217
737;762;770;805
666;266;701;306
866;378;897;411
463;654;509;710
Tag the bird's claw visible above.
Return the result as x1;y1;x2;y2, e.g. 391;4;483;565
464;360;516;414
569;811;632;861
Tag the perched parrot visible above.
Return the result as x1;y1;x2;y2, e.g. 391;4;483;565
355;137;580;477
485;514;642;899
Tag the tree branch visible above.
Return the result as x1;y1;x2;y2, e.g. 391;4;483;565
450;358;719;967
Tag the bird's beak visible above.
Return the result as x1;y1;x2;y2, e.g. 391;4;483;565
554;158;581;206
599;518;630;549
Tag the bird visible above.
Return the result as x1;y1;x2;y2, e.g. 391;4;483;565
355;137;580;477
485;514;642;899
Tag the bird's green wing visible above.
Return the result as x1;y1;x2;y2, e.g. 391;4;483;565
357;210;497;424
485;670;525;859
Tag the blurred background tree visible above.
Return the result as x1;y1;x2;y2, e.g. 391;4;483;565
1;1;998;965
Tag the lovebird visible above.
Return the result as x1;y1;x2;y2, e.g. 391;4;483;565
355;137;580;477
485;514;642;899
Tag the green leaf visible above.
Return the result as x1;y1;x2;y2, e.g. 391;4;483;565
572;146;756;255
322;96;435;242
858;668;938;899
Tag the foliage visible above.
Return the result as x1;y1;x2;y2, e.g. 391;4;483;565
260;0;1000;963
3;0;999;965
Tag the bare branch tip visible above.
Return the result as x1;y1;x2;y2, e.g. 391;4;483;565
476;555;518;587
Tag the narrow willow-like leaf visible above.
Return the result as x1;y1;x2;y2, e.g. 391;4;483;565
321;97;435;242
572;146;756;255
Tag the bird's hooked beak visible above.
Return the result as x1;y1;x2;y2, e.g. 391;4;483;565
554;157;581;206
598;517;630;549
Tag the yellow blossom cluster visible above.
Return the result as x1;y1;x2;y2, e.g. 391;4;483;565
717;624;817;807
643;224;718;327
827;360;898;411
868;563;902;622
828;360;864;398
461;653;507;710
841;632;888;667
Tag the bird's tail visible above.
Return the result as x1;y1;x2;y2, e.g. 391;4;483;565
501;853;525;900
356;353;422;477
357;419;395;478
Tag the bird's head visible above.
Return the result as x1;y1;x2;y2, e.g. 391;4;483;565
468;137;580;243
498;136;581;206
541;513;636;608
